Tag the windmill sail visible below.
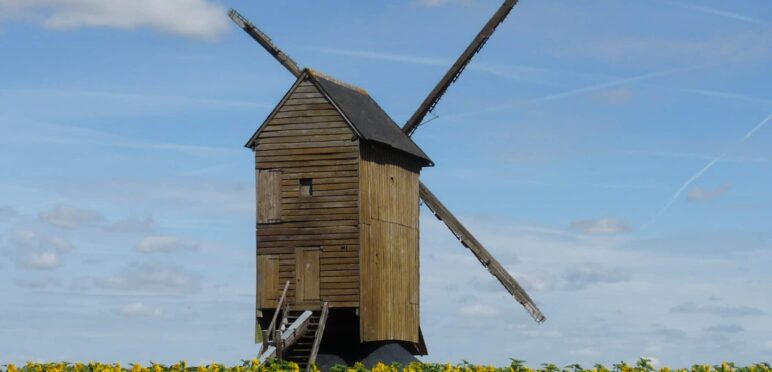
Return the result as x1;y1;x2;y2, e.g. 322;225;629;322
402;0;545;323
419;183;545;323
402;0;519;136
228;9;302;78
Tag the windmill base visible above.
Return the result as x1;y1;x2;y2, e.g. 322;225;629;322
315;342;419;371
260;308;426;369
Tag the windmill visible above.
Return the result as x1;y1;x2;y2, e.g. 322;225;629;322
230;1;544;369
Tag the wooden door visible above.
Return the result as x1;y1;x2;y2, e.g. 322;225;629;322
295;247;320;304
257;254;280;308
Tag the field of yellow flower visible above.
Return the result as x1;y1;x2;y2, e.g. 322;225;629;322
2;359;770;372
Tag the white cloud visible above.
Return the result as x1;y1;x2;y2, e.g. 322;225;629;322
38;204;154;232
560;263;631;290
766;340;772;353
0;0;229;40
570;218;632;234
670;302;763;317
14;276;61;289
26;251;59;269
2;229;73;270
39;205;105;229
515;272;556;292
107;216;155;233
458;304;499;318
703;324;745;334
569;347;602;357
137;235;199;253
97;263;201;293
45;236;74;252
118;302;162;318
688;183;732;202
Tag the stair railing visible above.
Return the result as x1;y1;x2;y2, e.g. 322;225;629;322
259;280;290;357
306;302;329;372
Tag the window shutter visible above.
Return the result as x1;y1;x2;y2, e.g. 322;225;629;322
257;169;282;224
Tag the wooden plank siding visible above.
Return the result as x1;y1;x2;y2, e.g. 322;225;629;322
359;142;422;343
255;78;361;310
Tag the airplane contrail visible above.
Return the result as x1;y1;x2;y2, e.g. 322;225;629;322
652;113;772;221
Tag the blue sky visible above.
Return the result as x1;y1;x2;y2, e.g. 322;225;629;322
1;0;771;367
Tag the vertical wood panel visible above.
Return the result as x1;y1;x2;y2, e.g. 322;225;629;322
359;143;421;343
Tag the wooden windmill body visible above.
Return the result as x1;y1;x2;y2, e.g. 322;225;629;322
232;1;546;367
248;69;431;351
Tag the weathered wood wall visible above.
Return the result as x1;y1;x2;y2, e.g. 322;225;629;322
359;142;421;343
255;77;361;310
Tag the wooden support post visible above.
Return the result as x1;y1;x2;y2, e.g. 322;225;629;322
280;295;289;330
274;329;283;360
306;303;329;372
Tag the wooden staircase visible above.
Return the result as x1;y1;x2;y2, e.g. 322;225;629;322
256;282;330;372
285;311;321;370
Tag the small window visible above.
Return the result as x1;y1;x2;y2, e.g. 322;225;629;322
299;178;313;197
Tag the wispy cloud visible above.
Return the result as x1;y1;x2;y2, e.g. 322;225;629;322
670;301;764;317
0;0;230;40
1;229;74;270
0;206;19;220
443;65;699;120
570;218;632;235
137;235;200;253
37;204;155;232
622;150;769;163
653;85;772;107
96;263;201;294
39;205;106;229
687;183;732;203
458;303;500;318
1;88;270;109
118;302;162;317
522;66;697;106
310;46;598;87
560;263;631;290
0;118;238;158
650;113;772;222
416;0;473;8
656;0;763;25
703;324;745;334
